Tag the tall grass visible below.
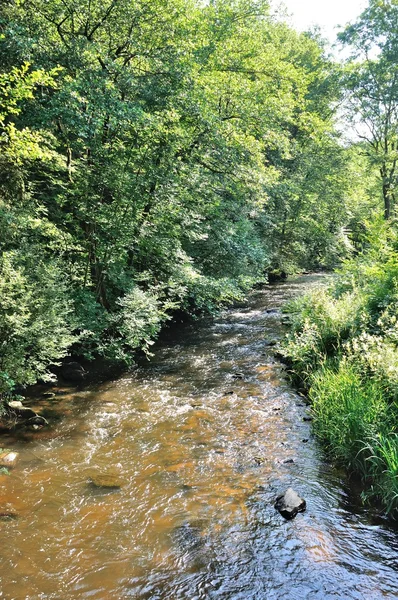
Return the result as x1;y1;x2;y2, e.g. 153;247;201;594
363;435;398;514
282;223;398;518
310;363;388;473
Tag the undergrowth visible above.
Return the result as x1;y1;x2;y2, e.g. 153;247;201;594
282;222;398;518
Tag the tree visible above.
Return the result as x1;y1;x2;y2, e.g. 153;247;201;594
0;0;354;390
339;0;398;219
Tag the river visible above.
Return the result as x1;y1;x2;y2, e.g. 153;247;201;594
1;275;398;600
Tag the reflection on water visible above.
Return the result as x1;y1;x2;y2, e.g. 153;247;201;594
1;276;398;600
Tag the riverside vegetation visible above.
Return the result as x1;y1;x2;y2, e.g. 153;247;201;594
281;0;398;519
283;224;398;519
1;0;398;516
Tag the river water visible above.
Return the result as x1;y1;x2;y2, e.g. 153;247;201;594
1;275;398;600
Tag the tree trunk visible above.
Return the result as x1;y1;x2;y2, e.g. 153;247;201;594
383;181;391;220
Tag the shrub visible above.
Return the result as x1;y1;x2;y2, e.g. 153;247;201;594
0;252;75;393
282;286;364;383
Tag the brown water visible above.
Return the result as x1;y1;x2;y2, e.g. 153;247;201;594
1;275;398;600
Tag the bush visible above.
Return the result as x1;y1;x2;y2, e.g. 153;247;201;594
0;252;75;393
282;285;364;383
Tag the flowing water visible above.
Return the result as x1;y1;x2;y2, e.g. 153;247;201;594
1;275;398;600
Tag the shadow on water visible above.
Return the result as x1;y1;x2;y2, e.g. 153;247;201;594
1;275;398;600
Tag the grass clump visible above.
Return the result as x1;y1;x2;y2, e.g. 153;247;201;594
310;362;388;472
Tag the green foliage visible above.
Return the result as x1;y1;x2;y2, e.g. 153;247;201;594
0;0;377;395
282;285;364;382
283;222;398;518
310;362;388;471
0;252;75;393
339;0;398;219
364;434;398;514
111;287;169;361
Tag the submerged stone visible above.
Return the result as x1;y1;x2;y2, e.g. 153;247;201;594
88;470;123;490
275;488;306;520
0;511;18;521
232;372;245;380
264;339;278;347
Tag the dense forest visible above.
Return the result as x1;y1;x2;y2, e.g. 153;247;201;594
1;0;398;513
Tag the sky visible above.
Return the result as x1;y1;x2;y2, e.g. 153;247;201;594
278;0;368;44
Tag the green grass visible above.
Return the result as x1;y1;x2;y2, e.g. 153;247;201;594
363;434;398;514
282;229;398;518
303;360;398;517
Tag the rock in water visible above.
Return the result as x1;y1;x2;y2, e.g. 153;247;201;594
8;401;23;409
0;452;19;469
88;470;123;490
274;488;306;520
232;372;245;380
4;403;48;429
62;361;87;382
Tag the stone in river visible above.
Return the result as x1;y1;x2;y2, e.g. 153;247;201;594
8;401;23;409
88;470;123;490
274;488;306;520
62;361;87;382
0;510;18;521
0;452;18;468
5;402;48;428
232;372;245;380
264;339;277;347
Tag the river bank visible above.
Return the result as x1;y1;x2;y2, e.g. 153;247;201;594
1;275;398;600
282;252;398;520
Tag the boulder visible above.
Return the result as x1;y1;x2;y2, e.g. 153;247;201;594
264;339;277;347
62;361;87;382
275;487;306;520
4;403;48;428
